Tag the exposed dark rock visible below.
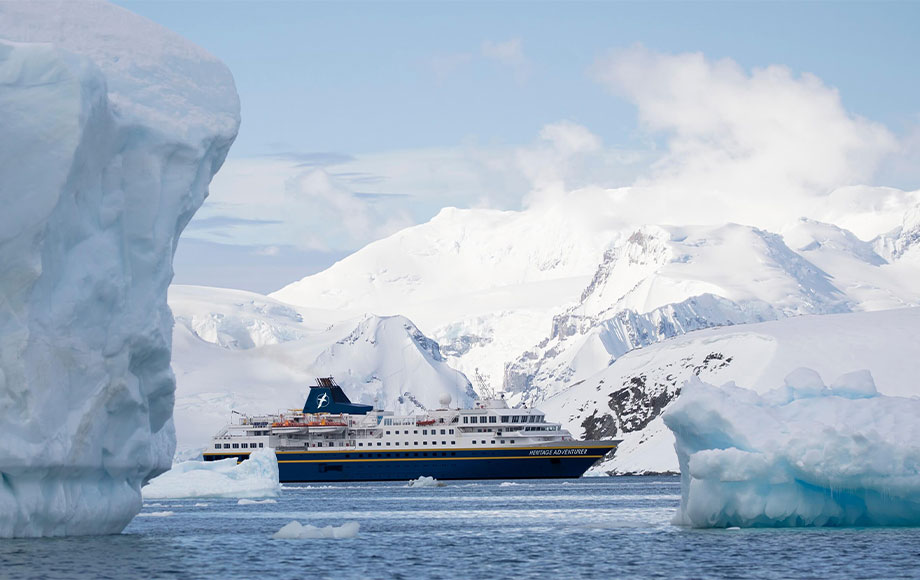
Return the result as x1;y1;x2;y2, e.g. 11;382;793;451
581;409;617;440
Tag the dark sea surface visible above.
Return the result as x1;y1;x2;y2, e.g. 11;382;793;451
2;476;919;579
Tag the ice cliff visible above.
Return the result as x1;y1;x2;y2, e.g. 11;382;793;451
664;369;920;527
0;2;239;536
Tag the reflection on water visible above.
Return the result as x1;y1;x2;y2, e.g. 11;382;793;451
1;477;918;580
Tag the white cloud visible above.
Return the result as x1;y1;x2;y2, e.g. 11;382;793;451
481;38;531;82
591;45;898;229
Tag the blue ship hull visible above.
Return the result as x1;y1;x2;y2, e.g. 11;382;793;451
204;443;615;482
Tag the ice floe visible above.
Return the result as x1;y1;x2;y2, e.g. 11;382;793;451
272;521;360;539
142;449;280;500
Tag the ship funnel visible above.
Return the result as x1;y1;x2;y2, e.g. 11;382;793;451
303;377;373;415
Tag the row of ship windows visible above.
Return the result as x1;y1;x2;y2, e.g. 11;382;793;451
354;441;454;447
462;415;542;424
311;439;518;448
385;429;454;436
218;443;265;449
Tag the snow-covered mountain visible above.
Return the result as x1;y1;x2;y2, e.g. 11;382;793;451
541;307;920;475
271;192;920;406
271;202;617;396
168;286;475;454
505;222;858;404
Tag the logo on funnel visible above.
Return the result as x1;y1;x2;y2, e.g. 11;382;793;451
316;392;330;409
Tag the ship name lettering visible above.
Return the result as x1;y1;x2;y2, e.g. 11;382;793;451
528;448;588;456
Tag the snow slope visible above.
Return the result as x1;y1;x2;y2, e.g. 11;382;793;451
542;308;920;475
0;3;238;537
168;285;476;453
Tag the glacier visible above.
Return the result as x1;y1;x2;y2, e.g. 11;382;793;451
663;369;920;527
142;450;280;500
0;2;239;536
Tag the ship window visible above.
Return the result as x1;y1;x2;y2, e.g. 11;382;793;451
414;442;418;446
470;416;478;424
512;416;519;423
510;439;514;443
451;441;456;445
241;443;248;448
462;417;468;424
472;440;476;445
422;452;428;457
440;429;446;435
449;429;454;434
422;430;427;435
358;443;363;447
377;442;381;446
395;442;399;446
386;430;391;435
404;430;409;434
489;416;497;423
442;441;446;445
414;430;418;434
423;441;427;445
232;444;239;449
481;416;488;423
501;440;505;444
501;416;509;422
491;440;496;444
259;443;264;448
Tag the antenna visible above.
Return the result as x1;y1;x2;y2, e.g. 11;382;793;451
474;368;495;400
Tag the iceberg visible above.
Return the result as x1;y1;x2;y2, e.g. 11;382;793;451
664;369;920;527
0;2;239;536
142;449;280;500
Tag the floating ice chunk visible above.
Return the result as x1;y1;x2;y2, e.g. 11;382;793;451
407;476;445;488
500;482;527;487
664;370;920;528
237;499;277;505
142;450;280;499
136;512;174;518
272;521;360;539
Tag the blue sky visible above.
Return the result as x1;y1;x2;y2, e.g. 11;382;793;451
118;1;920;293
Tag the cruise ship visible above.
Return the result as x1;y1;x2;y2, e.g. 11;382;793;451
203;378;618;482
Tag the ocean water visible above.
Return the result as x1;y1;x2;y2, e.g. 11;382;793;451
2;476;919;579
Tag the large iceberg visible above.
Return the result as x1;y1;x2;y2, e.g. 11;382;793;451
142;450;280;500
664;369;920;527
0;2;239;536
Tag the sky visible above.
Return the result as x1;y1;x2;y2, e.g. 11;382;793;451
117;1;920;293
